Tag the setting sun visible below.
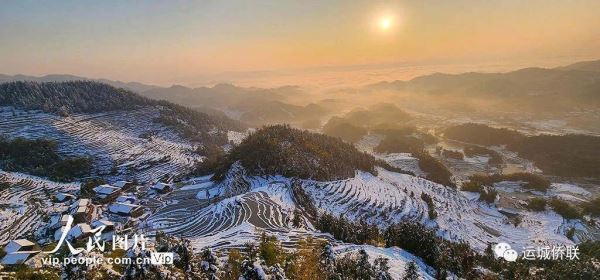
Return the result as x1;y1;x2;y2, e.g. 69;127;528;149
379;17;392;30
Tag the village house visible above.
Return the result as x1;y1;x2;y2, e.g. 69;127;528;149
151;182;172;194
69;223;93;240
70;199;94;223
0;239;39;265
113;180;131;188
54;192;76;203
91;220;116;240
93;184;121;200
108;202;143;217
116;195;137;204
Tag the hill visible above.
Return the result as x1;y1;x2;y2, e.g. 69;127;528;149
366;63;600;113
0;73;158;92
0;81;152;115
211;125;378;181
444;123;600;178
0;81;243;144
557;59;600;73
141;84;326;126
443;123;525;146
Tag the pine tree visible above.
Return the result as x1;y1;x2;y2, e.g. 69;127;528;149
223;249;243;280
374;257;392;280
403;261;419;280
356;249;375;279
292;209;303;228
292;237;321;280
320;242;337;279
268;263;288;280
240;257;268;280
201;248;221;280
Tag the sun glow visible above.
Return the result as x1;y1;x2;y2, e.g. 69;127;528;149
379;17;392;30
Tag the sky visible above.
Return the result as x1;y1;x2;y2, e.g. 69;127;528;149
1;0;600;87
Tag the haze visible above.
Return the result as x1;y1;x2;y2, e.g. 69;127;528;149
1;0;600;87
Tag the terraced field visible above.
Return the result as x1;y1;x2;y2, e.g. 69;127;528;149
147;181;316;250
306;169;577;251
0;172;78;245
148;166;577;253
0;106;202;182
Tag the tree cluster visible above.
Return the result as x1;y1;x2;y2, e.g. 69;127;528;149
374;135;454;188
463;145;503;165
526;197;547;212
316;213;476;278
468;172;550;191
211;125;379;181
0;136;92;182
440;149;464;160
0;81;243;145
444;123;524;146
420;192;437;219
509;134;600;178
549;199;582;220
445;123;600;178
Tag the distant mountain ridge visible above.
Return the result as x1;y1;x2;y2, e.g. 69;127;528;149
366;60;600;112
141;83;326;126
0;73;158;93
556;59;600;72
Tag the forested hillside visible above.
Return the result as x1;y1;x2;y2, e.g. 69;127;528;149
444;123;524;146
210;125;379;181
0;137;91;181
0;81;244;144
510;134;600;178
0;81;151;115
445;123;600;178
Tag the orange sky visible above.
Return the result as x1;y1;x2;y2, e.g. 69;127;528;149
1;1;599;87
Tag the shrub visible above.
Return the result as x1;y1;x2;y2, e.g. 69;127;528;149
468;172;550;191
442;149;464;160
461;181;482;192
463;145;503;165
549;199;582;220
566;227;576;240
526;198;547;211
478;187;498;204
421;193;437;220
583;197;600;216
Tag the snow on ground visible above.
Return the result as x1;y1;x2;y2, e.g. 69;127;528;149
306;169;577;252
227;130;249;145
378;153;425;177
0;171;79;245
549;183;591;197
146;166;578;255
355;134;384;153
0;106;202;183
334;244;436;279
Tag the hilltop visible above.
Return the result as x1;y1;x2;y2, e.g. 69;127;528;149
210;125;379;181
0;81;244;143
